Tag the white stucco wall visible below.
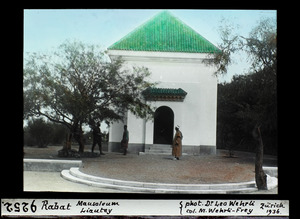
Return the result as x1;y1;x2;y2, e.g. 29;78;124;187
108;50;217;148
127;114;145;144
108;119;125;143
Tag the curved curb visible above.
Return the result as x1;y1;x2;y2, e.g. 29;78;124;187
60;167;274;194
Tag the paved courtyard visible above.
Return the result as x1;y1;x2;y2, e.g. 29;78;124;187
80;153;256;184
23;145;277;193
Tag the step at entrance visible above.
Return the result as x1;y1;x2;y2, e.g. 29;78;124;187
139;144;187;155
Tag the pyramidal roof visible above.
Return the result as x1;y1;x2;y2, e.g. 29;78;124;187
108;10;220;53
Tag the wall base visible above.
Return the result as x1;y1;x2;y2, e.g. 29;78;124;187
108;142;216;155
108;142;145;154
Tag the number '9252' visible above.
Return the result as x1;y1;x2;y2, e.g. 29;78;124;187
2;200;37;213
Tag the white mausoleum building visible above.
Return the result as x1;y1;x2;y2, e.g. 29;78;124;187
107;11;219;155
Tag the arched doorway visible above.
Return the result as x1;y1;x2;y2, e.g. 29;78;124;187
153;106;174;144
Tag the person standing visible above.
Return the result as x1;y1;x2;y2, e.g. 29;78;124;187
91;122;105;155
172;125;183;160
121;125;129;155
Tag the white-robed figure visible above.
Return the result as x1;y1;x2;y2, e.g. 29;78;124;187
172;125;183;160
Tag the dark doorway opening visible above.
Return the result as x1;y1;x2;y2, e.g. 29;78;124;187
153;106;174;144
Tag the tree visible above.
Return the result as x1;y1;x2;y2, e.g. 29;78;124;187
203;18;240;76
24;41;155;153
217;71;277;155
25;118;52;148
242;18;277;75
252;124;267;190
24;119;68;147
208;18;276;190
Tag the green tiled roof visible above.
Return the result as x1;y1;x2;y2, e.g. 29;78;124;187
108;11;220;53
142;87;187;101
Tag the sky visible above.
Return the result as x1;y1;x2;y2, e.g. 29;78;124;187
23;9;276;131
24;9;277;83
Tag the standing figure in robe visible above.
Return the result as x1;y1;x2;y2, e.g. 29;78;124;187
172;125;183;160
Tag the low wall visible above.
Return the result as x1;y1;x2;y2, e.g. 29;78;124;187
263;166;278;178
24;159;82;172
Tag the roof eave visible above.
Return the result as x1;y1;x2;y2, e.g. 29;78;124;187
107;49;216;62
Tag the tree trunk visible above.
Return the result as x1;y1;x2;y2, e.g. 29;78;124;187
73;125;85;153
63;133;72;150
252;124;267;190
58;123;85;157
67;133;72;149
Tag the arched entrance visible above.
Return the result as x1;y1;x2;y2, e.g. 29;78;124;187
153;106;174;144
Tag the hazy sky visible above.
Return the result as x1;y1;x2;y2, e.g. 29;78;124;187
24;9;277;82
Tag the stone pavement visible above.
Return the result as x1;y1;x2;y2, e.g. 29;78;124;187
78;152;277;184
23;145;278;194
24;171;125;193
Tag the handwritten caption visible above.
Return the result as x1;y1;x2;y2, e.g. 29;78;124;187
1;200;119;216
1;199;289;216
180;200;288;216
